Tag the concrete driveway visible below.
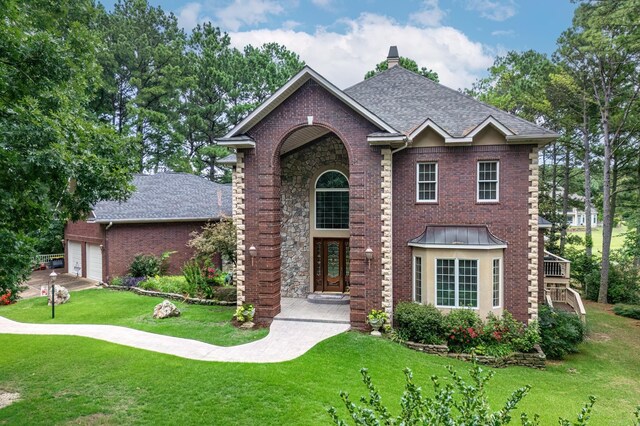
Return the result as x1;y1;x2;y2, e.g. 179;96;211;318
19;269;99;299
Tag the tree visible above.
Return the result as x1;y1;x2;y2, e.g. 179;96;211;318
188;220;237;265
93;0;187;173
365;56;439;82
0;0;134;301
557;0;640;303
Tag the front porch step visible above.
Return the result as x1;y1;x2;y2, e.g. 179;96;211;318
306;293;350;305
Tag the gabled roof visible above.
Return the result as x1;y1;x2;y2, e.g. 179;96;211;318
344;65;557;141
221;66;396;140
409;225;507;249
90;173;231;223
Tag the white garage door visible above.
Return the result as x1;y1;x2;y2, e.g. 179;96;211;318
86;244;103;282
68;241;82;276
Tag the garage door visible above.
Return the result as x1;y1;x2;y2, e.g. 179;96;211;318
86;244;103;282
68;241;82;276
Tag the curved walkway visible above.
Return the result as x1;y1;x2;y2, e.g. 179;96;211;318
0;316;350;363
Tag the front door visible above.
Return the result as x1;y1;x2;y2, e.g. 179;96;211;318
313;238;349;292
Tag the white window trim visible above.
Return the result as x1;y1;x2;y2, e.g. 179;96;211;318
434;258;480;309
314;170;349;231
413;256;423;303
492;257;502;308
477;161;499;203
416;162;438;203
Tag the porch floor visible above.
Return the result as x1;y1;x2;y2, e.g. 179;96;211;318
276;297;350;324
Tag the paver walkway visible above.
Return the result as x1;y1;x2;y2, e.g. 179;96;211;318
0;298;351;363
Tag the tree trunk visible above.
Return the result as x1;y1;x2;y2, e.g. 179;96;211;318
560;145;571;253
582;99;593;260
598;110;613;304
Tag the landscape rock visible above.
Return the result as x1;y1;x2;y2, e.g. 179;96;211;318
153;300;181;319
48;286;70;306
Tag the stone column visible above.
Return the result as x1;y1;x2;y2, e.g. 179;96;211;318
234;152;246;306
527;147;539;322
381;148;393;315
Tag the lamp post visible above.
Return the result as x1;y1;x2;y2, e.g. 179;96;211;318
49;270;58;319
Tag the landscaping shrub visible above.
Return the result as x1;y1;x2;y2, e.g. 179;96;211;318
393;302;445;344
539;305;586;359
444;309;483;352
139;275;189;295
0;290;14;305
483;311;541;353
329;362;599;425
183;260;212;298
188;220;236;265
444;308;482;330
612;304;640;320
121;276;145;288
129;251;175;278
109;276;123;286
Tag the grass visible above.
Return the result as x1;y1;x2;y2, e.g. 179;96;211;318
568;225;626;253
0;289;267;347
0;301;639;424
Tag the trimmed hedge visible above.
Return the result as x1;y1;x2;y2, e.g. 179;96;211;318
394;302;445;344
612;304;640;320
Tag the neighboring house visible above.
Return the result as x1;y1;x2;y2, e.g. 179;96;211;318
566;207;598;227
217;47;558;329
64;173;231;282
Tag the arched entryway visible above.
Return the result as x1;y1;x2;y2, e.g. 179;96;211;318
277;125;350;299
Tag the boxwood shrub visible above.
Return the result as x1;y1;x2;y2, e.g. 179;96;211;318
613;304;640;320
393;302;445;344
538;305;586;359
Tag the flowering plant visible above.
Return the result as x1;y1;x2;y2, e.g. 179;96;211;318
0;290;13;305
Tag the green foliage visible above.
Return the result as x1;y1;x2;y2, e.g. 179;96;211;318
364;56;439;82
484;312;541;354
393;302;445;344
538;305;586;360
129;251;174;278
444;308;483;331
612;304;640;320
235;303;254;322
182;260;211;298
329;362;539;425
0;0;135;300
109;276;124;286
139;275;189;295
188;220;237;265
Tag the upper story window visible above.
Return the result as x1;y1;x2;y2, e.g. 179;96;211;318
417;162;438;202
315;170;349;229
477;161;499;202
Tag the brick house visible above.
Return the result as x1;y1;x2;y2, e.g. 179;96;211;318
217;47;557;330
64;173;231;282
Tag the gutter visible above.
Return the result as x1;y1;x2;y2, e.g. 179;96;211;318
89;217;223;225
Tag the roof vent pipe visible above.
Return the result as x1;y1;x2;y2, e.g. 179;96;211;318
387;46;399;68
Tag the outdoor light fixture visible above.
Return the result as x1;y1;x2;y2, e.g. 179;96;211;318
249;245;257;265
49;270;58;319
365;247;373;268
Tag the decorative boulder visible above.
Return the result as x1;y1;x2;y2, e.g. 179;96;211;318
48;286;70;306
153;300;181;319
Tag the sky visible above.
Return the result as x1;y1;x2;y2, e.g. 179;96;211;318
99;0;578;90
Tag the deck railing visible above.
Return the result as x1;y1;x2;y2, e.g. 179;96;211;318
543;250;571;279
33;253;64;268
566;287;587;323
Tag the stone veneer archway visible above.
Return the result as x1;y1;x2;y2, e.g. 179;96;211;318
279;134;349;297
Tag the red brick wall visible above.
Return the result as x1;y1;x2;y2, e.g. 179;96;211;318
105;222;215;280
241;79;383;328
391;145;535;322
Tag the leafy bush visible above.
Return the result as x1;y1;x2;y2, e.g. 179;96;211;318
121;276;145;288
539;305;586;359
444;309;483;352
329;361;599;425
393;302;445;344
188;220;236;265
444;308;482;331
128;251;175;278
139;275;190;295
109;276;123;286
0;290;14;305
183;260;212;298
483;311;540;353
612;304;640;320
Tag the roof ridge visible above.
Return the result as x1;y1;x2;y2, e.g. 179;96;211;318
344;64;400;91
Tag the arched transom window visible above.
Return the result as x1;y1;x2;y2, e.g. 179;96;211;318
315;170;349;229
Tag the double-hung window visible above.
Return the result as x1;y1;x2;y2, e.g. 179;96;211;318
413;256;423;303
492;258;501;308
436;258;478;308
417;162;437;202
477;161;499;202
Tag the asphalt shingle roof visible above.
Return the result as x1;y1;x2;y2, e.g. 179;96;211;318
91;173;232;222
344;66;555;137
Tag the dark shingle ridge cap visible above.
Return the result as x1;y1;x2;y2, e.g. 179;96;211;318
346;65;555;136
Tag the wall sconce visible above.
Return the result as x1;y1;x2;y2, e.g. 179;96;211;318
249;245;257;265
365;247;373;269
99;244;104;251
61;239;65;248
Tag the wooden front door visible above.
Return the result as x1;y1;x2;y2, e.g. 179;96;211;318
313;238;350;293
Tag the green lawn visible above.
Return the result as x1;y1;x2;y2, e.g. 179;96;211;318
568;226;626;253
0;301;639;425
0;289;267;347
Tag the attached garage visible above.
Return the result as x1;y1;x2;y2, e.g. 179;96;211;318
68;241;83;276
86;243;103;282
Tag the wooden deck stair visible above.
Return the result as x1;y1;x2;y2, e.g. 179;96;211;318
543;250;586;322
